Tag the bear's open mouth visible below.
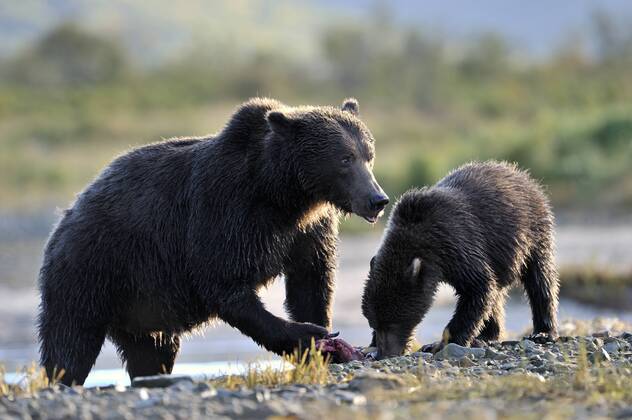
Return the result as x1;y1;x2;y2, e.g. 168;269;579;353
363;215;378;224
362;209;384;224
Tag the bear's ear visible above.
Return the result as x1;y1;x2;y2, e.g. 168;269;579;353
404;257;422;283
341;98;359;116
266;110;293;135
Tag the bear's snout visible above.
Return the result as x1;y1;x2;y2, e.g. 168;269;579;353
370;193;389;213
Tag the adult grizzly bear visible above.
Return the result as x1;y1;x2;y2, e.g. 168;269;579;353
38;98;389;385
362;161;558;359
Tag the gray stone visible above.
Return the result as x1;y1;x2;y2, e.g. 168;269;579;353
56;383;81;395
519;339;536;351
592;330;610;338
168;380;197;392
531;365;550;374
332;390;367;405
499;362;519;370
131;374;193;388
484;348;509;360
604;338;622;355
348;360;364;369
578;338;598;352
134;397;161;409
412;351;434;359
255;389;271;402
588;348;611;364
458;357;475;368
434;343;485;360
618;332;632;341
347;372;406;392
200;388;218;399
329;364;344;373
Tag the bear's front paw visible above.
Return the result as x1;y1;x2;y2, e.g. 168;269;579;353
470;338;488;348
274;322;329;355
421;341;445;354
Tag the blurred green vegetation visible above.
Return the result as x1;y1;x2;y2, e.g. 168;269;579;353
1;11;631;229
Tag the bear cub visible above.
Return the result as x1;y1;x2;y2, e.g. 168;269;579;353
362;161;559;359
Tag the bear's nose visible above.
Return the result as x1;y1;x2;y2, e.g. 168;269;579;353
370;194;389;212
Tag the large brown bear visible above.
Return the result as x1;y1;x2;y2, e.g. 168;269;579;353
38;98;389;385
362;161;559;359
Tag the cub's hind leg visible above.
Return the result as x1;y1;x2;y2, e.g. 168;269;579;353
521;246;559;339
476;288;508;343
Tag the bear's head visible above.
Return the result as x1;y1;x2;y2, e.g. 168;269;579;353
361;191;439;359
265;99;388;223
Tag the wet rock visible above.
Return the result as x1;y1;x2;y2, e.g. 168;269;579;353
434;343;485;360
131;374;194;388
501;340;520;346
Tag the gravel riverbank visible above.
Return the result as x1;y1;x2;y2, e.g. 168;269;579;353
3;324;632;419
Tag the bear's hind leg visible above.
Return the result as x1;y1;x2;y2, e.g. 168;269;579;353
521;248;559;339
39;319;107;386
110;330;181;380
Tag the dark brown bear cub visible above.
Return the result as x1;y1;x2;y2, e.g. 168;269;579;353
39;97;389;385
362;161;559;359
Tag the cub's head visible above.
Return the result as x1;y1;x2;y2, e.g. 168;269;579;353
362;191;437;359
265;98;388;223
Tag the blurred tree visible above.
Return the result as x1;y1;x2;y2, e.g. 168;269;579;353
459;33;509;81
322;26;370;91
8;23;128;87
591;10;632;66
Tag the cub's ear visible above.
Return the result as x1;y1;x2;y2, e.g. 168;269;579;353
404;257;422;282
341;98;359;116
266;110;293;135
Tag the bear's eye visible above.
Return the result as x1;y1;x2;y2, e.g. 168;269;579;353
341;156;354;165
